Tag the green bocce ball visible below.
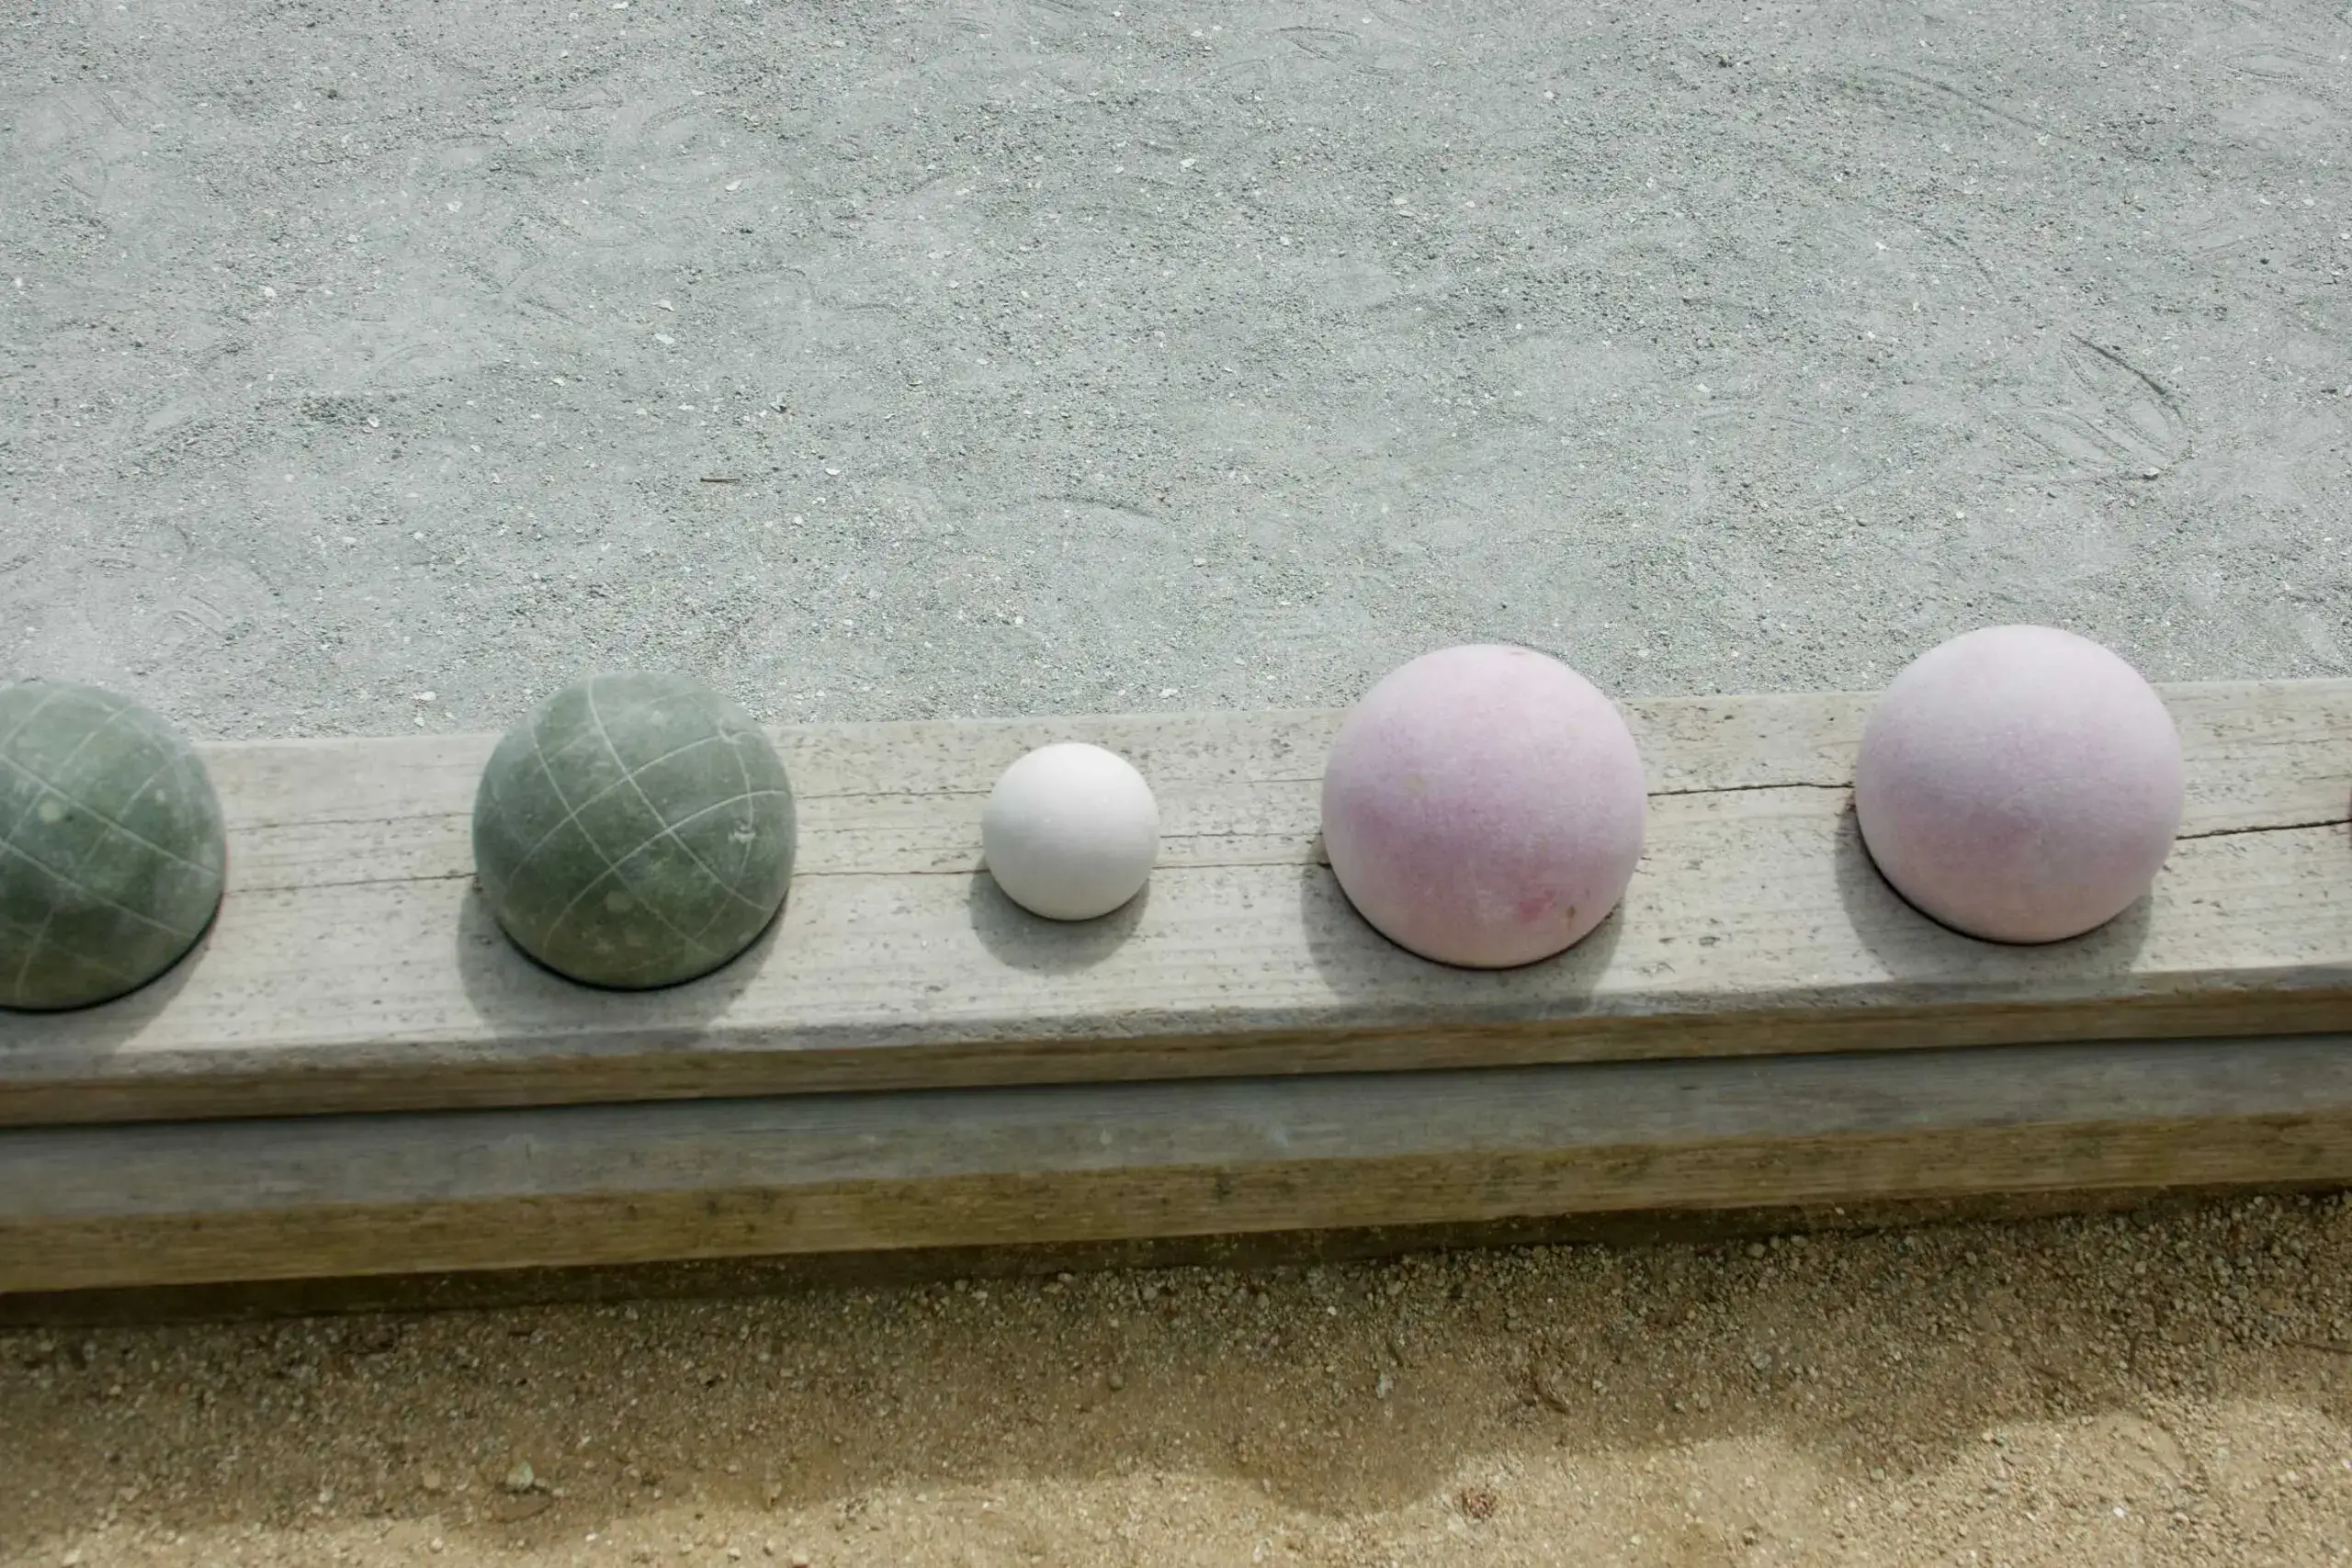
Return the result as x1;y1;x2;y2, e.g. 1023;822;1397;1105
471;673;796;989
0;681;227;1011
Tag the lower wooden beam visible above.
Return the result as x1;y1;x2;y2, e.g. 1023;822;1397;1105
3;1034;2350;1297
9;1184;2339;1328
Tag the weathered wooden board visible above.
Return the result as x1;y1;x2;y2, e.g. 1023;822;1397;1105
6;1189;2256;1328
0;682;2346;1126
3;1035;2348;1294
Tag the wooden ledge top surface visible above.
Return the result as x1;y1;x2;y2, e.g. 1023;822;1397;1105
0;681;2347;1127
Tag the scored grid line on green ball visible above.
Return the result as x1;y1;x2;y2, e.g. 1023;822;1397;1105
536;683;782;975
0;682;66;755
0;719;219;879
0;705;193;941
582;677;772;948
2;739;187;998
482;675;793;987
0;686;213;884
0;684;225;1010
709;680;760;902
499;727;748;889
521;703;711;971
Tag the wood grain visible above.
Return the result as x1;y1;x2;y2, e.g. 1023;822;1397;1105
3;1034;2349;1293
0;682;2346;1126
7;1187;2266;1328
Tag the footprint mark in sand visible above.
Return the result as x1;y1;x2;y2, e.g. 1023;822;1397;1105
1835;65;2064;145
1277;27;1362;62
2224;44;2346;85
2014;337;2189;483
157;597;232;652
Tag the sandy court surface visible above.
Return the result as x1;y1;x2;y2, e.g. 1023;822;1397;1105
4;0;2351;1561
3;1198;2351;1566
2;0;2347;727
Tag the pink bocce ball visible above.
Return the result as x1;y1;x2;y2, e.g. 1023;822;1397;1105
1854;625;2185;944
1320;644;1647;968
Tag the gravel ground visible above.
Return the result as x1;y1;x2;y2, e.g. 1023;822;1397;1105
2;0;2348;735
5;0;2351;1562
3;1198;2351;1566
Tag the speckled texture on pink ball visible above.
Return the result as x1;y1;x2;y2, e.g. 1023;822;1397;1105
1320;644;1646;968
1855;625;2185;944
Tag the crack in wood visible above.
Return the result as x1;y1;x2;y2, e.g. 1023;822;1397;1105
1652;780;1851;799
239;871;475;893
2177;817;2352;842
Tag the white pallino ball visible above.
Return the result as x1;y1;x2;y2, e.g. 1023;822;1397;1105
981;741;1160;920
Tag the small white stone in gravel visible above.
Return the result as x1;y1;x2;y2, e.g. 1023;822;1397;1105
504;1461;536;1493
